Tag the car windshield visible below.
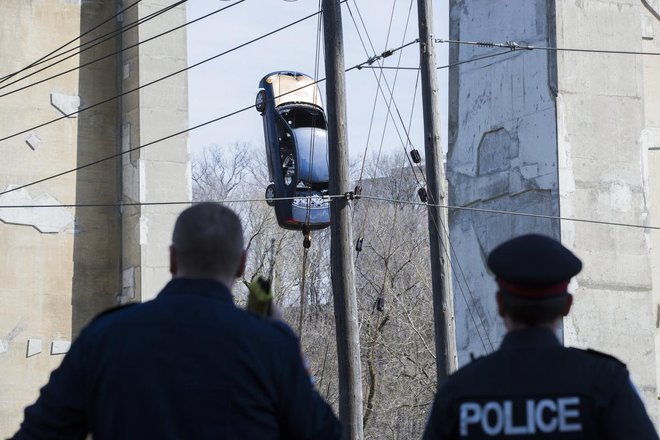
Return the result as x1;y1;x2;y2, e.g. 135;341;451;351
279;105;326;130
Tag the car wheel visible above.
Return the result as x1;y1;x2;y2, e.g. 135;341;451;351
265;184;276;207
255;90;266;113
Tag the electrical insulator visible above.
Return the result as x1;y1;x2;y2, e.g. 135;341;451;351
355;237;364;252
354;185;362;197
410;149;422;164
418;187;428;203
302;224;310;236
376;297;385;312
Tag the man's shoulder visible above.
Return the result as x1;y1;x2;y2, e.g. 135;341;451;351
566;346;627;369
442;351;497;385
241;311;300;344
87;303;141;328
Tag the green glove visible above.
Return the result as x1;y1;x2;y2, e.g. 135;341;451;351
247;276;273;317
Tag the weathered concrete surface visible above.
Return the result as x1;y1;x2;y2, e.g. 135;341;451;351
448;0;561;361
0;0;190;435
119;0;190;303
642;0;660;423
0;186;74;233
449;0;660;423
555;0;658;420
0;1;87;436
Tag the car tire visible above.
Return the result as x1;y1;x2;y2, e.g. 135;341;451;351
265;183;276;207
255;89;266;113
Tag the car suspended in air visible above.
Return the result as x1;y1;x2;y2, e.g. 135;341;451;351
256;71;330;232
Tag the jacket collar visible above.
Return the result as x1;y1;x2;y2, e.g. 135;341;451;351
158;278;234;303
499;327;561;350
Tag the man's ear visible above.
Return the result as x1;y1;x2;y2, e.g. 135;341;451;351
496;291;506;318
235;250;247;279
562;293;573;316
169;246;177;276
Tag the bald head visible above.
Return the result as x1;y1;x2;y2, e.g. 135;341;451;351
170;203;245;283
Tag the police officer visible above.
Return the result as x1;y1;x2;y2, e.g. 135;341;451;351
12;203;341;439
423;234;659;439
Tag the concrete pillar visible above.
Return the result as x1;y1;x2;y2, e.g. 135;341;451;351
449;0;659;422
0;0;120;435
641;0;660;424
0;0;190;435
118;0;190;303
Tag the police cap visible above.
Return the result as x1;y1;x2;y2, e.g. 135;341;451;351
487;234;582;298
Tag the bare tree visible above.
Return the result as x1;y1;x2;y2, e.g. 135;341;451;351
353;154;437;439
193;146;437;438
192;143;252;202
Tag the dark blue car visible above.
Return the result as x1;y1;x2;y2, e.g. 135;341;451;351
256;71;330;230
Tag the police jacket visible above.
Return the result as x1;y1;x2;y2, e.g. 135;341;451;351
12;278;342;440
423;328;659;439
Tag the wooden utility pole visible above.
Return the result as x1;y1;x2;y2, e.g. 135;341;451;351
322;0;364;438
417;0;458;383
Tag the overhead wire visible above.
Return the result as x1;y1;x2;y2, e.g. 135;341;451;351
435;38;660;56
358;194;660;230
353;0;398;185
353;0;409;313
352;0;413;266
348;1;422;174
356;49;543;71
344;0;490;350
5;20;649;229
355;34;660;350
0;0;142;85
2;40;419;198
0;191;657;232
0;35;421;200
345;2;422;186
422;191;495;352
0;6;324;144
0;0;244;99
0;0;188;93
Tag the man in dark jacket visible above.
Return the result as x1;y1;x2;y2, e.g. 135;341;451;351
12;202;341;439
423;234;658;439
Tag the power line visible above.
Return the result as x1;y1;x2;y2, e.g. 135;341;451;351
436;38;660;56
1;191;657;232
0;101;250;197
353;0;409;185
0;195;346;210
0;0;254;98
359;194;660;231
0;7;322;144
0;38;480;202
0;0;142;85
426;197;495;353
356;49;517;71
345;2;422;181
0;73;341;197
0;0;189;94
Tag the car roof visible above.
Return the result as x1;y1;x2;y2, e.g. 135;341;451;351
262;72;324;109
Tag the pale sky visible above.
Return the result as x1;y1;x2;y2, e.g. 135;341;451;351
186;0;449;164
